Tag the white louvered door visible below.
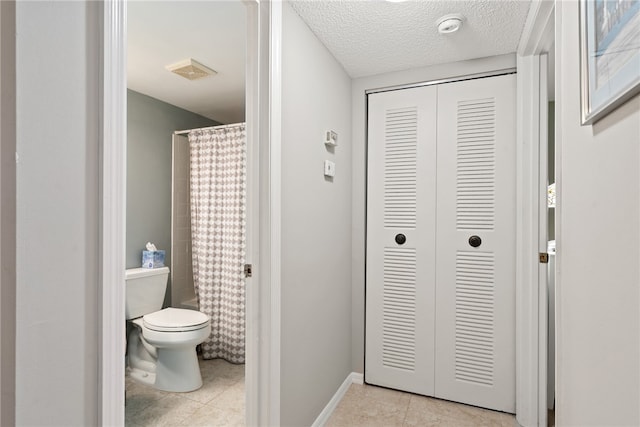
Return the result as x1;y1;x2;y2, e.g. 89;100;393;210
365;85;437;396
366;74;516;413
434;74;516;412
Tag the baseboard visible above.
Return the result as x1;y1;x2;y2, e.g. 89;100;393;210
311;372;363;427
351;372;364;385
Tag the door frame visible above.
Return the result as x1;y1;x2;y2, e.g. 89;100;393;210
100;1;281;425
515;1;555;426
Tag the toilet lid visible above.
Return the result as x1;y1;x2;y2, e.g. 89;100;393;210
143;307;209;332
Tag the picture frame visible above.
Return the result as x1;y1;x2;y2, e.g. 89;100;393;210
580;0;640;125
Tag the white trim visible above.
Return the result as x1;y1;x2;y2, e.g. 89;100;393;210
553;8;563;424
351;373;364;385
266;1;282;424
537;53;549;427
364;68;516;94
311;373;364;427
242;1;261;425
515;54;540;427
518;0;555;56
100;0;126;425
515;2;555;426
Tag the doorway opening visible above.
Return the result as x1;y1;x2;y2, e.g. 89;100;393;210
123;1;251;425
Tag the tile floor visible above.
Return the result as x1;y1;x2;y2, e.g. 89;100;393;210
326;383;516;427
125;358;245;427
126;364;524;427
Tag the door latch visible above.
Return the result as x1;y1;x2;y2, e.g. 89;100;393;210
539;253;549;264
244;264;253;278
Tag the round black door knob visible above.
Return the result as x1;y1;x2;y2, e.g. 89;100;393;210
395;234;406;245
468;235;482;248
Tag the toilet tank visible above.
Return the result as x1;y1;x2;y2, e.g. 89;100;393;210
125;267;170;320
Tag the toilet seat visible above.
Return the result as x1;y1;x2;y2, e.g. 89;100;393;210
143;307;209;332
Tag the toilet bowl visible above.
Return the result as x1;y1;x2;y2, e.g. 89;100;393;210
128;307;211;392
125;267;211;392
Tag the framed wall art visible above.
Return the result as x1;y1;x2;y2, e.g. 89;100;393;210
580;0;640;125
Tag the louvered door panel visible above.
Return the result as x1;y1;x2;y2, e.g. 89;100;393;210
384;108;417;228
435;74;516;413
366;85;437;396
455;251;495;386
382;247;417;370
456;98;496;231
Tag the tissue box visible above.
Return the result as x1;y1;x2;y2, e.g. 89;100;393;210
142;250;165;268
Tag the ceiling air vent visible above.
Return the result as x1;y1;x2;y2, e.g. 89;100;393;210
165;58;217;81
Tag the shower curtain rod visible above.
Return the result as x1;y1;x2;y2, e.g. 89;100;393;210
173;121;244;136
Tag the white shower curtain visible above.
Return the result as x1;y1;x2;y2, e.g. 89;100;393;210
189;124;246;363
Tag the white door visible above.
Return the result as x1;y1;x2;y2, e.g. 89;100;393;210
366;74;516;413
434;75;516;413
365;85;437;396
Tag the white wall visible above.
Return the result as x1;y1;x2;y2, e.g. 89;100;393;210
15;2;100;425
556;2;640;426
280;3;353;425
350;54;517;373
0;1;16;425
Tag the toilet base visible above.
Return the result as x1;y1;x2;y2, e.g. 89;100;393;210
128;367;156;388
128;346;204;392
154;347;203;392
127;321;207;393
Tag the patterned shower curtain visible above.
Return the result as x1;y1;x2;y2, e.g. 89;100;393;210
189;124;246;363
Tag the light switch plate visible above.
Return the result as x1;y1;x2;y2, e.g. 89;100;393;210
324;160;335;177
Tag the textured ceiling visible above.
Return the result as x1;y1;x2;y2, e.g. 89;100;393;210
128;1;246;124
290;0;532;78
128;1;531;121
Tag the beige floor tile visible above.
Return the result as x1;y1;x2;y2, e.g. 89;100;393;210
402;395;442;426
326;403;407;427
125;359;245;426
345;383;413;406
501;413;518;427
200;359;245;384
180;404;245;427
127;394;204;427
124;419;145;427
181;374;238;405
326;384;410;427
125;379;169;418
124;423;144;427
404;395;514;427
209;380;245;413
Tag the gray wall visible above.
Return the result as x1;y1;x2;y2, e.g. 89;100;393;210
350;54;517;374
556;2;639;425
280;3;353;425
0;1;16;425
15;2;100;424
126;90;217;278
171;134;196;307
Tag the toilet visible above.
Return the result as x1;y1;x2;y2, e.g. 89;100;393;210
125;267;211;392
